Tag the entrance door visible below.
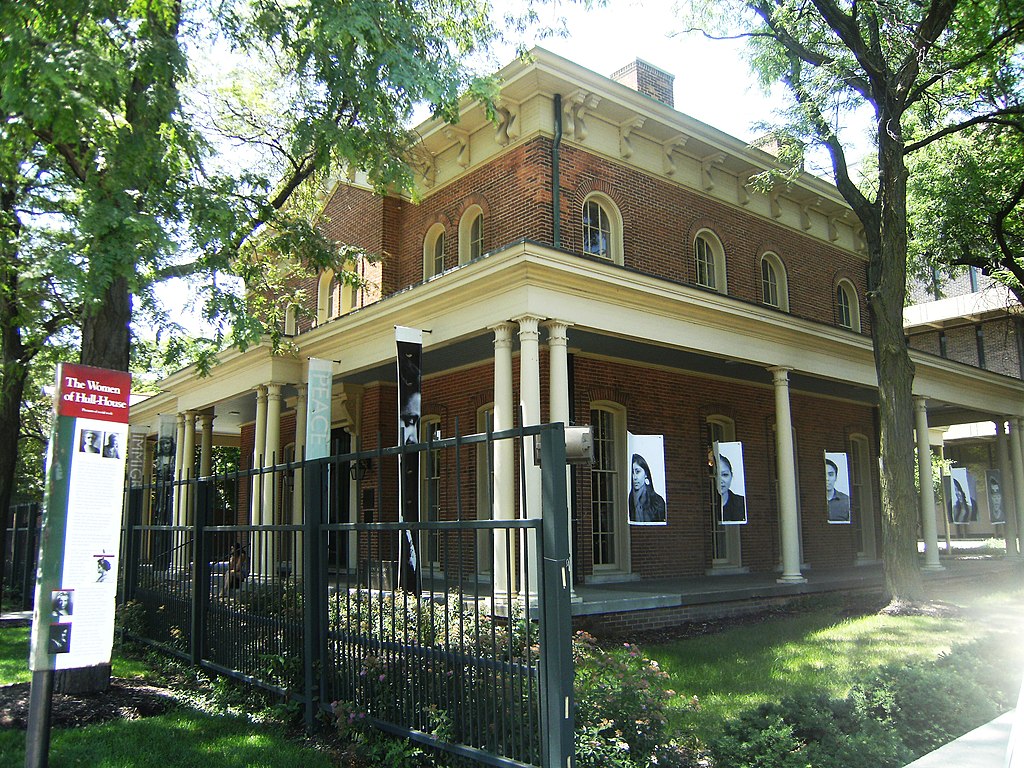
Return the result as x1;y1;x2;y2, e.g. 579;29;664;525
328;427;351;569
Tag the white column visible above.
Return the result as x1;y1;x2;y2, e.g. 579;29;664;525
182;411;197;524
769;367;805;584
199;414;214;477
491;322;516;599
996;420;1020;559
263;384;283;524
251;385;268;521
545;319;576;598
292;389;307;578
293;389;307;526
518;316;543;599
1011;419;1024;554
173;413;186;525
915;398;942;570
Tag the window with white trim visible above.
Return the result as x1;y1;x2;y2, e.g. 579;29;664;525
459;206;484;265
836;279;860;331
694;230;727;293
760;252;789;311
590;403;628;571
581;194;623;265
423;224;446;279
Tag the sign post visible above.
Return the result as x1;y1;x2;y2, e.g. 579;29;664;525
25;363;131;767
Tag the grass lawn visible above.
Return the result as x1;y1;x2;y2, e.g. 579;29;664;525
646;575;1024;741
0;625;336;768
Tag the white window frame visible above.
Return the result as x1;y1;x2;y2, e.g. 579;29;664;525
458;206;484;265
694;230;727;293
836;279;861;331
760;252;789;311
316;269;335;325
581;194;623;265
707;416;742;570
590;402;630;575
423;224;446;279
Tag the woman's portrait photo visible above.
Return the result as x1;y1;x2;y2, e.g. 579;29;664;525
51;589;73;618
626;434;668;525
715;441;747;525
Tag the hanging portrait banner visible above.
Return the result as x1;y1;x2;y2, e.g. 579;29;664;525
824;451;852;524
396;326;423;592
986;469;1005;525
714;441;748;525
626;433;668;525
29;363;131;672
305;357;334;461
948;467;977;524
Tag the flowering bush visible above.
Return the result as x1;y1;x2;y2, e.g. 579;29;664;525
573;631;707;768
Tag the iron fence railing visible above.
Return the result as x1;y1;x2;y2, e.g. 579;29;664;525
120;421;574;768
2;502;41;614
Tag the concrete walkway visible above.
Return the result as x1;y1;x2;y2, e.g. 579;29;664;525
904;710;1016;768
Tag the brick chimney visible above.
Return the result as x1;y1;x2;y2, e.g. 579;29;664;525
611;59;675;109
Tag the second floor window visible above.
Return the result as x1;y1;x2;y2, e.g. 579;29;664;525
695;235;716;289
582;200;611;259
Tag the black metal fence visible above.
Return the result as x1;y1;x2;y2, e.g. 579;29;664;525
2;502;41;614
121;422;574;768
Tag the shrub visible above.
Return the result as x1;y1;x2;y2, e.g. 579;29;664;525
852;650;1005;757
712;692;911;768
573;631;707;768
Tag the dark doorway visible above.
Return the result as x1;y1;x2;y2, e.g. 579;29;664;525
328;427;351;569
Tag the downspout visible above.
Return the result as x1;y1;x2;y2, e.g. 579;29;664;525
552;94;562;248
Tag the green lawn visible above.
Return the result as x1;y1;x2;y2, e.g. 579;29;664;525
0;625;336;768
646;580;1024;741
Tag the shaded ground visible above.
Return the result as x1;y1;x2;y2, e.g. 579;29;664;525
0;677;178;729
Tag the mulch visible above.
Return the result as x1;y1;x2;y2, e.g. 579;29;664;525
0;678;179;730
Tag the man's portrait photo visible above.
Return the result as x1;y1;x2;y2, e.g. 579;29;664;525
80;429;101;454
986;469;1005;525
626;434;668;525
825;452;852;524
714;441;747;525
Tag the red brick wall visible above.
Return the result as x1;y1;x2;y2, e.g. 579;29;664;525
907;317;1023;378
298;137;868;334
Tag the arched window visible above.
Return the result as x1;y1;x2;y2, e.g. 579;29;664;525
760;252;789;311
316;269;335;325
423;224;446;279
458;206;484;265
284;304;297;335
836;279;861;331
694;230;727;293
581;194;623;265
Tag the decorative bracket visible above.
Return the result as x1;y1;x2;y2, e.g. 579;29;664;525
618;116;646;159
662;136;687;175
443;127;470;168
701;152;726;192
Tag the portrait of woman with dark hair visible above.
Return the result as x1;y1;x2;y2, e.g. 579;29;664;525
629;453;667;523
717;452;747;523
951;478;972;524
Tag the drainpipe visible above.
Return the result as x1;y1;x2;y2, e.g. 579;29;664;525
552;94;562;248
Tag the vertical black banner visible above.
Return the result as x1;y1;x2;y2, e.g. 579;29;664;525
396;326;422;592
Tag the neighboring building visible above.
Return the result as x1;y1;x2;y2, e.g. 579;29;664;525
130;49;1024;610
905;267;1024;543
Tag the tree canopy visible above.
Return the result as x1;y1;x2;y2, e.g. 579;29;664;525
677;0;1024;603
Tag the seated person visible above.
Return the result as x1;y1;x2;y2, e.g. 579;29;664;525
224;542;249;592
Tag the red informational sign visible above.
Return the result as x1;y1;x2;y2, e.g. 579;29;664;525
57;364;131;423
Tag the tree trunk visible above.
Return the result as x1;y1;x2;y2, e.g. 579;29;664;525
870;129;925;605
80;276;131;372
0;260;30;613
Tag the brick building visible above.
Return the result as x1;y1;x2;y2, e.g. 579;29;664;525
130;49;1024;605
905;267;1024;543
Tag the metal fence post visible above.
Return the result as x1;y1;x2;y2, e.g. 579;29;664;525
302;459;326;732
539;423;575;768
123;488;143;605
191;478;211;667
